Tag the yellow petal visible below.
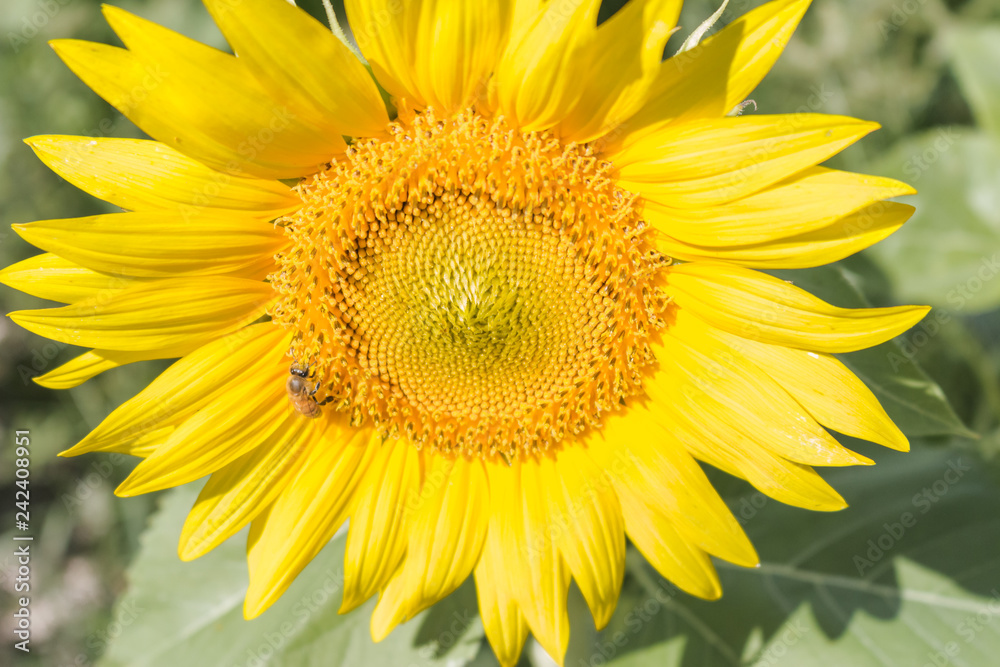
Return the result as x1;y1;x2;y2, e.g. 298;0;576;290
61;324;288;455
13;213;286;278
641;167;914;243
559;0;682;143
35;346;201;390
410;0;513;111
596;406;759;566
115;359;290;496
666;261;930;353
490;462;570;664
341;443;420;613
34;350;146;390
716;331;908;451
509;0;544;43
540;448;624;630
9;276;274;352
0;253;137;304
615;483;721;599
654;313;873;467
205;0;387;137
90;426;176;459
25;136;298;215
610;0;813;151
652;202;913;269
475;525;529;667
371;456;490;640
245;427;378;618
349;0;512;111
52;8;336;179
345;0;424;106
178;410;315;560
615;115;878;206
660;411;847;512
494;0;602;131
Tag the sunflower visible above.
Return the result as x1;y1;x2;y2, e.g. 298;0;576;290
2;0;928;664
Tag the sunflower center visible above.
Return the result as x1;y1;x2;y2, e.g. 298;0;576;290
270;108;668;461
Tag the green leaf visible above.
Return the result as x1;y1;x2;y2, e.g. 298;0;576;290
838;346;974;440
865;129;1000;314
768;265;972;438
949;23;1000;139
98;483;484;667
587;447;1000;666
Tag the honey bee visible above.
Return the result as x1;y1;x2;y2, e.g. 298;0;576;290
286;363;329;418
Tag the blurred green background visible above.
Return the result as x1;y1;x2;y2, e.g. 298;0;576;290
1;0;999;665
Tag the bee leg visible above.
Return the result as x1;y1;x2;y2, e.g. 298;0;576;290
316;396;334;406
307;379;321;397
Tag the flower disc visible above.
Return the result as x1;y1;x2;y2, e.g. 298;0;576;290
272;109;668;459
